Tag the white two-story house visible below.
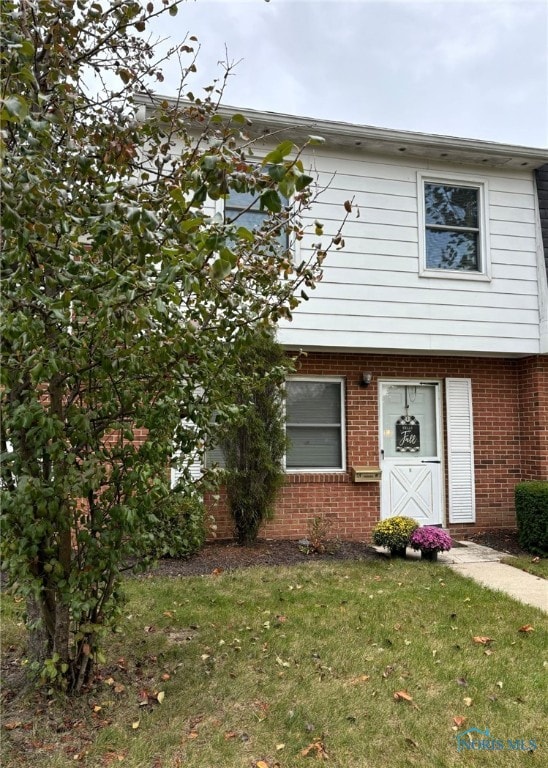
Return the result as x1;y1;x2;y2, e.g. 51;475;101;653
203;107;548;541
139;95;548;541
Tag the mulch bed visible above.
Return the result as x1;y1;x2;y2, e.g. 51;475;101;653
141;539;380;578
141;528;529;578
462;528;528;557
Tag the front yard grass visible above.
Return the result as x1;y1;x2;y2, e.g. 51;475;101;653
2;560;546;767
500;555;548;580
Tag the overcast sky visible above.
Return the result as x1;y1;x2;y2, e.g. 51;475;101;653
150;0;548;148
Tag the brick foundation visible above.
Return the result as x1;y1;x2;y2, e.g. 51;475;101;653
207;352;548;542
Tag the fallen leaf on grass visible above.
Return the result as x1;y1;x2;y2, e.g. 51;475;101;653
102;750;127;765
393;690;413;703
301;739;329;759
394;690;420;710
211;568;223;576
132;720;140;730
224;731;237;740
472;636;492;645
114;683;125;694
453;716;467;728
456;677;468;686
348;674;370;684
519;625;534;633
463;697;473;707
188;731;198;740
256;761;270;768
405;737;419;748
4;721;22;730
276;743;285;751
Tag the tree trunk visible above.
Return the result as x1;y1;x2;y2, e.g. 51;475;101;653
25;595;51;666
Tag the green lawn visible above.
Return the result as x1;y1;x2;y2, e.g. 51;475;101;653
500;555;548;580
2;560;546;767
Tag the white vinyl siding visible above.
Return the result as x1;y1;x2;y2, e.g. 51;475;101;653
285;377;345;471
445;378;475;524
277;149;541;356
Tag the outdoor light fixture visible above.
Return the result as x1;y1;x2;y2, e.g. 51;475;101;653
361;372;373;388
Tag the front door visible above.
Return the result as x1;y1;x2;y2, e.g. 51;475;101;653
379;381;443;525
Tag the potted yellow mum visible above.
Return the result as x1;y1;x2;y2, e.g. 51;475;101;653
372;516;419;557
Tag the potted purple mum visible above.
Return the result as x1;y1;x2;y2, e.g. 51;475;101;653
409;526;452;561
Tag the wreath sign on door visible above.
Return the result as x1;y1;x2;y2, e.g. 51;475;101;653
395;386;420;452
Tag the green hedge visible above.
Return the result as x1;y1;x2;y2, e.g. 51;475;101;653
515;481;548;555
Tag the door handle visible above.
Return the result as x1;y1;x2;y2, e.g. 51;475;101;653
421;460;440;464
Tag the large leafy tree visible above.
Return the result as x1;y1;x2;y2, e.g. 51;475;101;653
0;0;331;692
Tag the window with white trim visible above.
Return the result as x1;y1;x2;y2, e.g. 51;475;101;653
224;188;289;249
285;378;345;471
419;174;489;278
225;190;266;231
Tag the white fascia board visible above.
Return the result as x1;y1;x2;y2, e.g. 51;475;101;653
134;94;548;170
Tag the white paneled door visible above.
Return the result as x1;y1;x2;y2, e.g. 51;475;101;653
379;381;443;525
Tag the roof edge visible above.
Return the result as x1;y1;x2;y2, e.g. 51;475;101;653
134;94;548;168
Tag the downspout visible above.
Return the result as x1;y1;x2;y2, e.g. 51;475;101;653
533;166;548;353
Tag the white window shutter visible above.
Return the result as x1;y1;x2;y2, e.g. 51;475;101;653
170;451;202;489
171;418;203;489
445;378;475;523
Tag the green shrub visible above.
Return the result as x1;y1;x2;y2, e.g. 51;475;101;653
515;481;548;554
221;328;289;545
149;492;206;559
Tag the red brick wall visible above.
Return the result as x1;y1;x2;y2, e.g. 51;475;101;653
207;352;548;541
518;356;548;480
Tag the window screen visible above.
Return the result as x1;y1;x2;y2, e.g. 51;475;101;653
424;183;481;271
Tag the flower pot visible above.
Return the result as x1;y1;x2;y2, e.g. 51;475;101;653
390;546;407;558
421;550;438;562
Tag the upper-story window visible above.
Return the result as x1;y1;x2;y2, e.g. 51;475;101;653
224;187;289;249
418;173;490;280
225;190;265;230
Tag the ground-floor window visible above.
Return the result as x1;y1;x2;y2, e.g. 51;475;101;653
285;377;345;471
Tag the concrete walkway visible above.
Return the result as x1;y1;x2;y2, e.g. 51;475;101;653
440;542;547;612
